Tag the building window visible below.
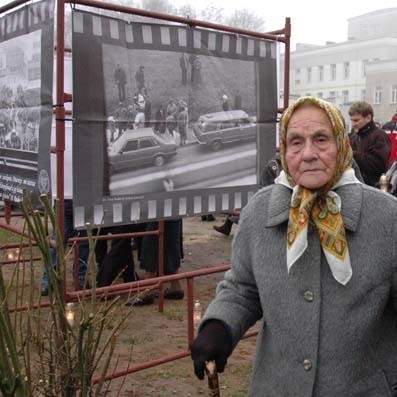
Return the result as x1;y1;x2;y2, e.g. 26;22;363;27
360;89;366;101
391;85;397;104
318;66;324;82
307;67;312;83
342;90;349;104
295;79;301;85
295;68;301;76
317;92;323;99
343;62;350;79
329;91;336;103
330;64;336;80
374;86;382;104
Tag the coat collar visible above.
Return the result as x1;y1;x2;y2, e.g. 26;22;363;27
265;183;363;232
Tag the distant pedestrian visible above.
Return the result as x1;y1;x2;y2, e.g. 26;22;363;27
222;95;230;111
144;96;152;127
154;105;166;134
166;99;178;118
192;57;202;87
188;54;197;84
166;112;177;139
107;116;116;142
234;90;242;110
179;53;188;85
126;105;135;130
114;64;127;102
177;105;188;146
133;90;145;112
134;111;145;129
188;90;198;123
135;66;145;92
114;102;127;136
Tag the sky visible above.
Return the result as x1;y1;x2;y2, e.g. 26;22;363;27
171;0;397;50
0;0;395;50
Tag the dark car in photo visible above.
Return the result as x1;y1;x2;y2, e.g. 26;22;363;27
192;109;257;151
108;129;177;173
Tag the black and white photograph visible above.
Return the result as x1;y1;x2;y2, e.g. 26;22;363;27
103;46;258;196
72;10;278;226
0;0;54;202
0;31;41;151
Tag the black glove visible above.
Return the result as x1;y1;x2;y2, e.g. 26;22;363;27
190;319;233;380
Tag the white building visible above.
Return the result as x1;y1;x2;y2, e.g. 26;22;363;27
280;8;397;128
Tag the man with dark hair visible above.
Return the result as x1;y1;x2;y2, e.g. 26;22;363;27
348;100;391;186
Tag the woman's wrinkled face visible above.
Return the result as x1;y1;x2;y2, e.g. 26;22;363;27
285;105;337;189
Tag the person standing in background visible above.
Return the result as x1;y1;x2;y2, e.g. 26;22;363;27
114;64;127;102
348;101;391;187
222;95;230;111
179;53;188;85
135;66;145;93
189;54;197;84
234;90;242;110
177;104;188;146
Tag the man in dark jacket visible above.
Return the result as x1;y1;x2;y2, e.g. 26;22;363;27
348;101;391;187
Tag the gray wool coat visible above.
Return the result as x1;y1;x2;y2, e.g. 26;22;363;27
202;182;397;396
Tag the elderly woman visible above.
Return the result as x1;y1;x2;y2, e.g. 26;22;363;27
191;97;397;395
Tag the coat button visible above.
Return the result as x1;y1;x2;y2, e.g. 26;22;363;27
304;290;314;302
303;359;312;371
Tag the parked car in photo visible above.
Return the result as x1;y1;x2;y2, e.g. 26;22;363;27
108;128;177;173
192;109;257;151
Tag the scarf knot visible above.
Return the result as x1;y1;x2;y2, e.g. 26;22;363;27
287;185;352;285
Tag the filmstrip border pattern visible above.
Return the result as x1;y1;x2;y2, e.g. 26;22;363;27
73;10;277;61
74;188;257;228
0;0;54;42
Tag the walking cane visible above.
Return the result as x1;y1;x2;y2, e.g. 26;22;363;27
206;360;220;397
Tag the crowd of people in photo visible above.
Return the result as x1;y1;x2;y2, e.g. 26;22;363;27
109;64;190;147
45;63;191;300
0;84;39;152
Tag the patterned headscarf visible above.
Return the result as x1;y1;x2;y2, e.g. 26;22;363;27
278;97;355;285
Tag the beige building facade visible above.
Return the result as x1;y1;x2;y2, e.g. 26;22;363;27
280;8;397;128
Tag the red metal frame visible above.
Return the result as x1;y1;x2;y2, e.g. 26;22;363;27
0;0;291;385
